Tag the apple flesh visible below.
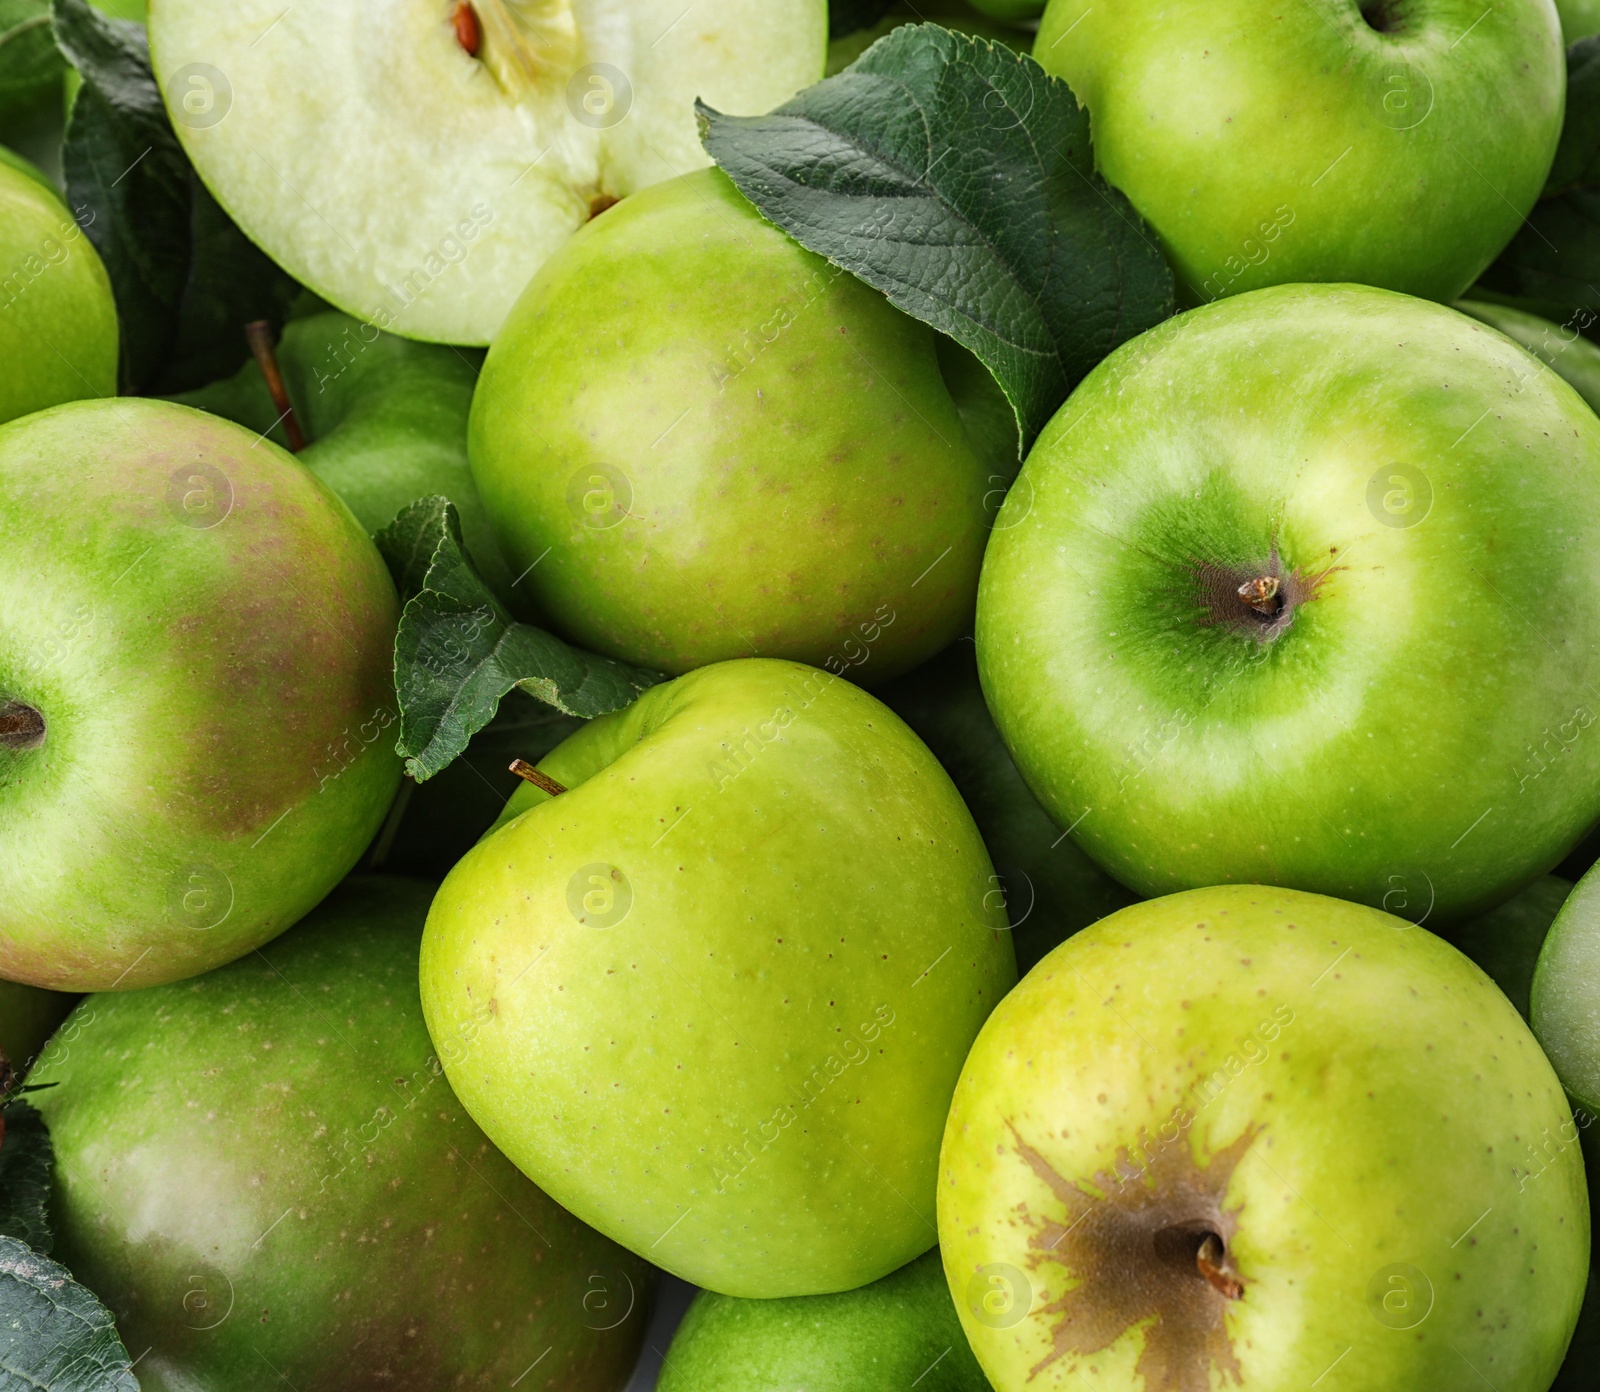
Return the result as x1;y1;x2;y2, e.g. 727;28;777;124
878;641;1137;972
939;885;1589;1392
470;168;1004;684
421;658;1015;1297
0;156;117;424
1033;0;1565;303
28;876;653;1390
173;310;519;603
0;398;401;990
658;1248;988;1392
148;0;826;344
977;285;1600;925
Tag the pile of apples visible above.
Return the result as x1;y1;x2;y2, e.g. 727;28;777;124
5;0;1600;1389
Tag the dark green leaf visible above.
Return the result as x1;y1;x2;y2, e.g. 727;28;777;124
377;498;664;782
0;1236;137;1391
0;1100;52;1256
1475;37;1600;320
0;0;65;123
829;0;897;41
698;23;1174;456
52;0;301;393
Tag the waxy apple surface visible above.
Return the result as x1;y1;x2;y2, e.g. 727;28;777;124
940;885;1589;1392
30;877;653;1391
0;399;400;989
469;169;1002;685
978;285;1600;924
1034;0;1565;302
421;659;1015;1297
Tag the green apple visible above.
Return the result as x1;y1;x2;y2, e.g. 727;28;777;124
1533;862;1600;1112
1034;0;1565;303
1557;0;1600;39
0;979;75;1089
29;876;653;1390
1450;874;1571;1020
470;168;1003;685
173;310;518;603
0;155;116;424
878;640;1136;972
0;398;400;990
658;1248;987;1392
966;0;1042;22
977;284;1600;925
940;885;1589;1392
1455;299;1600;415
421;657;1015;1297
147;0;826;344
826;1;1031;75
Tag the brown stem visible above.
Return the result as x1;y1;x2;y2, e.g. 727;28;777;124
245;320;306;453
0;702;45;750
1196;1233;1244;1300
510;759;568;797
1236;575;1281;616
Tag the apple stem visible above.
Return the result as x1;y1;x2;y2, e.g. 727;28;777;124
1236;575;1281;616
244;321;306;453
510;759;568;797
1196;1233;1244;1300
0;702;44;750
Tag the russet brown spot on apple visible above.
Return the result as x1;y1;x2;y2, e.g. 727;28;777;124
1009;1121;1255;1392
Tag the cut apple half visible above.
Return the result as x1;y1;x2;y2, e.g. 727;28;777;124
148;0;826;343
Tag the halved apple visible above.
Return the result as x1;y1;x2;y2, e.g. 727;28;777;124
148;0;826;343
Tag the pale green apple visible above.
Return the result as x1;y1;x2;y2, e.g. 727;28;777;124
1557;0;1600;39
940;885;1589;1392
173;310;517;602
0;398;401;990
878;641;1137;971
1454;298;1600;414
148;0;826;343
658;1249;987;1392
421;658;1015;1297
470;169;1003;685
1533;862;1600;1112
0;155;116;423
1034;0;1566;303
977;285;1600;924
30;876;653;1390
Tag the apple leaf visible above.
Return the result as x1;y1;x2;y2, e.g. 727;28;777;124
378;497;664;782
0;0;65;123
0;1099;53;1256
1474;36;1600;320
51;0;302;393
0;1236;137;1391
696;22;1175;456
829;0;897;40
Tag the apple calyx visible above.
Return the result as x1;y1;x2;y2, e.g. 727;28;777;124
510;758;568;797
1235;575;1280;616
465;0;579;103
0;701;45;751
1194;1231;1244;1300
245;321;305;453
1192;547;1328;642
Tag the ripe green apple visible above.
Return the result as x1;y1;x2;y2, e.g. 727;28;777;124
1455;299;1600;415
1450;874;1571;1020
173;310;518;603
977;284;1600;924
940;885;1589;1392
1533;863;1600;1112
0;155;116;424
1558;0;1600;39
421;658;1016;1297
878;641;1137;972
148;0;826;344
658;1249;987;1392
470;169;1004;685
1033;0;1565;303
0;398;401;990
29;876;653;1390
0;979;75;1089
